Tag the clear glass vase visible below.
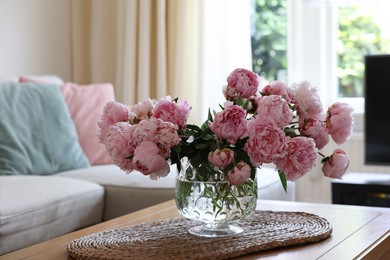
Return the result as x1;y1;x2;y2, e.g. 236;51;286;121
175;157;258;237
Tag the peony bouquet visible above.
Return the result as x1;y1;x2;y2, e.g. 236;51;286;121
98;68;353;192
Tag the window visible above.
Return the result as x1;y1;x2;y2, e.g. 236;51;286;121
337;3;390;98
251;0;287;83
251;0;390;120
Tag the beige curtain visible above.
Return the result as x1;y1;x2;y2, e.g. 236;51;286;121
70;0;202;123
69;0;251;124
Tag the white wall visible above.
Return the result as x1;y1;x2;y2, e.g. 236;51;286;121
0;0;71;80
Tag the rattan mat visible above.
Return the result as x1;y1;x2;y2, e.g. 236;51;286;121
67;210;332;260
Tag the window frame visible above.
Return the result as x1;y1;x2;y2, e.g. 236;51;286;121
287;0;364;132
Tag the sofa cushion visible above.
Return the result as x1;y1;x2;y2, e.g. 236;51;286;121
16;78;115;166
60;83;115;165
56;164;177;220
0;83;90;175
0;175;104;255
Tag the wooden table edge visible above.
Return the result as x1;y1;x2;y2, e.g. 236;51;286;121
2;199;390;260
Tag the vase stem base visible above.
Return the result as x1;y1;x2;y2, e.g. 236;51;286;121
188;223;243;238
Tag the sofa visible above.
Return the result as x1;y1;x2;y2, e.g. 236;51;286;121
0;77;294;255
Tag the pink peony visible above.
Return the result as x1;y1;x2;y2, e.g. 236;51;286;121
155;121;181;157
130;118;159;151
98;68;352;190
276;137;317;181
225;68;260;99
132;141;169;177
326;102;354;144
227;161;251;186
98;101;129;142
148;162;171;180
208;104;247;144
262;80;291;102
129;98;156;123
153;97;190;129
222;85;228;99
322;149;349;179
104;122;135;173
245;119;287;165
291;81;323;120
178;99;191;126
208;148;235;169
256;95;293;128
301;118;330;149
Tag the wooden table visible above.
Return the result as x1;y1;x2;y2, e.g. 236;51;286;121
1;200;390;260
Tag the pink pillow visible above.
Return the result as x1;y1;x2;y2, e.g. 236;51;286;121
19;75;64;84
60;83;115;165
19;76;44;83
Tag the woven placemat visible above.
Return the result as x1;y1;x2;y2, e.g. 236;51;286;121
67;210;332;260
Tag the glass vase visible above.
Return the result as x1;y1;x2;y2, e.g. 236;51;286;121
175;157;258;237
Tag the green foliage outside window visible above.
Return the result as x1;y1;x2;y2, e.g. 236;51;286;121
250;0;287;81
337;6;390;97
251;2;390;97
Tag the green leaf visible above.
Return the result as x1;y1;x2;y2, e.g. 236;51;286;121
173;145;181;153
321;156;330;163
195;142;211;150
186;124;201;132
284;127;298;137
278;170;288;193
202;134;214;141
207;108;213;121
236;97;244;106
201;119;210;132
242;99;250;110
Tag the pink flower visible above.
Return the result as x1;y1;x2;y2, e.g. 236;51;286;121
222;85;228;99
256;95;293;128
225;68;260;99
276;137;317;181
104;122;135;173
227;161;251;186
326;102;354;144
155;121;181;157
262;81;291;102
208;148;235;169
291;81;323;120
129;98;156;123
178;99;191;126
148;162;171;180
153;97;190;129
98;101;129;142
322;149;349;179
245;120;287;165
130;118;159;150
208;104;247;144
133;141;169;177
301;118;330;149
98;68;351;191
